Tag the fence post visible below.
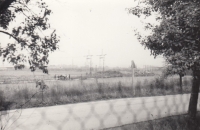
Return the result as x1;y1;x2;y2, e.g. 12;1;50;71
131;60;136;96
132;68;135;95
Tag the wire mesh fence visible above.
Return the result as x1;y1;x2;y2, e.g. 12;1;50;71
1;93;199;130
0;76;198;130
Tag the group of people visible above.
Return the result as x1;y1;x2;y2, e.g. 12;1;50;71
54;74;71;80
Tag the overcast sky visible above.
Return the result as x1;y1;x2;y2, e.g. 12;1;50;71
0;0;164;68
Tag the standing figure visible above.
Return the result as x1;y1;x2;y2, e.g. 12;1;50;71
69;74;70;80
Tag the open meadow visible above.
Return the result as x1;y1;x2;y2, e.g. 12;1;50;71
0;68;87;84
0;69;192;110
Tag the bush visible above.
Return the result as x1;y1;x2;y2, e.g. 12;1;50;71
135;80;142;96
0;90;5;110
118;81;122;93
154;77;165;89
98;83;103;94
22;88;30;99
50;88;61;102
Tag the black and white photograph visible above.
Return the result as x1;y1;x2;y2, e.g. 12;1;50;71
0;0;200;130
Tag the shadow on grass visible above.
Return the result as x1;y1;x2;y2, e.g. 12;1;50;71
106;112;200;130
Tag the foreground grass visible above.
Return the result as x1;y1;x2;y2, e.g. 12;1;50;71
0;76;192;110
107;112;200;130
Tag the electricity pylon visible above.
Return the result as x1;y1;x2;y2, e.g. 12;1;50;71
97;51;106;78
84;54;93;76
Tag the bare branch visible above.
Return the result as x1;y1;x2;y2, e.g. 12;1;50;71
0;30;20;43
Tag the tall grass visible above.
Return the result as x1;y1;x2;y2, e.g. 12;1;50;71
0;76;192;110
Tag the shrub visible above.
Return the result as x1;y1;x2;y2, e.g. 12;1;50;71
135;80;142;96
154;77;165;89
0;90;5;110
50;88;61;102
22;88;30;100
98;83;103;94
118;81;122;93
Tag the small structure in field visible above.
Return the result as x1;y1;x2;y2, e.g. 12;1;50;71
55;74;68;80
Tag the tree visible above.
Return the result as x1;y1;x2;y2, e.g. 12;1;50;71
0;0;59;73
129;0;200;123
162;63;185;93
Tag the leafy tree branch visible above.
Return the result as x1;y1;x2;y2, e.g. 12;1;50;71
0;0;60;73
129;0;200;124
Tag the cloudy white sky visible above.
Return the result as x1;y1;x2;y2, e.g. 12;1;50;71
0;0;164;68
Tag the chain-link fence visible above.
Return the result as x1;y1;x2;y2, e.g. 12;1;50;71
1;93;200;130
0;76;199;130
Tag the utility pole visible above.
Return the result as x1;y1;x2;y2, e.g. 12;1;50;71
89;55;92;75
97;51;106;78
84;53;93;76
131;60;136;95
102;54;106;73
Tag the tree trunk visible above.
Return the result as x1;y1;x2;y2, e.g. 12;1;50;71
179;74;183;94
188;70;200;122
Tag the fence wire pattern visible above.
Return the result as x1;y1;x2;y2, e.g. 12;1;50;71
0;76;199;130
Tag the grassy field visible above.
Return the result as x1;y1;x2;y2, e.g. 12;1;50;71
0;68;192;110
0;69;194;130
0;69;93;85
0;69;128;84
